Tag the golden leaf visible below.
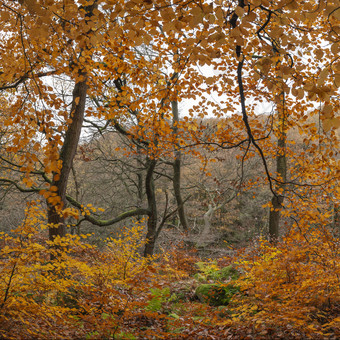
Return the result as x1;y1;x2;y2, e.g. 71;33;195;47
331;42;339;55
1;10;10;21
330;8;340;20
235;6;245;17
252;0;262;7
323;117;340;132
321;104;333;118
315;49;324;59
334;73;340;87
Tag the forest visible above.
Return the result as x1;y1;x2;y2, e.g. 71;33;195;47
0;0;339;338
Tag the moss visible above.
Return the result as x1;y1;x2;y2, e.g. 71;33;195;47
210;265;240;281
195;262;240;282
195;283;240;306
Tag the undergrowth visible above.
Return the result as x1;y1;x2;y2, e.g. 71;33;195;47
0;202;339;339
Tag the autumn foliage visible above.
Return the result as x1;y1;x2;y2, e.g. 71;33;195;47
0;0;340;338
0;203;339;339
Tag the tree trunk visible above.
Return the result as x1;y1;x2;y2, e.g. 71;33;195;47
333;202;339;231
48;73;88;243
136;145;144;223
196;204;214;247
268;194;284;241
268;89;286;242
71;163;80;235
171;100;189;231
143;158;157;257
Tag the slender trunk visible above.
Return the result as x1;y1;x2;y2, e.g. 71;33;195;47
71;163;80;235
268;89;286;242
71;162;81;203
203;204;213;237
144;158;157;257
199;191;236;246
333;202;339;231
171;100;189;231
197;204;214;247
48;73;88;243
136;145;144;223
268;194;284;241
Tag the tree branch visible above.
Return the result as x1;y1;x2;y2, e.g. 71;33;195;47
0;70;57;91
66;194;150;227
237;57;276;196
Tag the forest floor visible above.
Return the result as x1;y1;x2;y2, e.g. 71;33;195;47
1;226;339;339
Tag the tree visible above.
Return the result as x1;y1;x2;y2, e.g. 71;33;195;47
0;1;339;336
171;99;189;231
0;0;339;254
0;1;101;248
1;0;199;254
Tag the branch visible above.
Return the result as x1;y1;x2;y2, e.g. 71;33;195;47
229;0;245;57
113;119;149;147
0;262;17;310
0;178;40;193
213;192;238;212
256;8;272;40
237;57;276;196
66;195;150;227
0;70;57;91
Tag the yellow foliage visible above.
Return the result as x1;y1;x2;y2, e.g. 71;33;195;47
0;204;162;339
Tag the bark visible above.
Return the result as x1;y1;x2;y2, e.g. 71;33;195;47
48;1;97;243
199;194;236;247
333;202;339;231
71;163;81;235
66;194;149;226
202;204;213;238
268;194;284;241
48;73;88;242
136;145;144;222
143;158;158;257
268;90;286;242
171;100;189;231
